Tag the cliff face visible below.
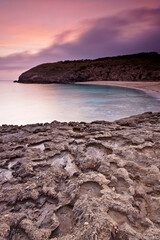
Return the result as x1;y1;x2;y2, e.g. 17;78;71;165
18;52;160;83
0;112;160;239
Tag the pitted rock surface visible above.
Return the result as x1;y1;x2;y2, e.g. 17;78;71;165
0;112;160;240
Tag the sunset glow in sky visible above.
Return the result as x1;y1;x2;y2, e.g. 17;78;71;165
0;0;160;80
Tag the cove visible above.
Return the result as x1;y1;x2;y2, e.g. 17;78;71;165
0;81;160;125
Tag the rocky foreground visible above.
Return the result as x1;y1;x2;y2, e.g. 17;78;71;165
0;112;160;240
17;52;160;84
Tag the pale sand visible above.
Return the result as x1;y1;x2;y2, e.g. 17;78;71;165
76;81;160;99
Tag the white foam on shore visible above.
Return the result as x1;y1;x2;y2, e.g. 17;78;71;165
75;81;160;101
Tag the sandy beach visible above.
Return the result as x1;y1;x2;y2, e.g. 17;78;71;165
76;81;160;99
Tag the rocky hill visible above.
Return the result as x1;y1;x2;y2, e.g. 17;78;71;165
0;112;160;239
18;52;160;84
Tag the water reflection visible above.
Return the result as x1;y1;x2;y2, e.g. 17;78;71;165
0;81;160;125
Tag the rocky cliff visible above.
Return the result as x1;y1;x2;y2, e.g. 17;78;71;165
18;52;160;84
1;112;160;239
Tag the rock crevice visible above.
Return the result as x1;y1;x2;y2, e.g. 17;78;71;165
0;112;160;239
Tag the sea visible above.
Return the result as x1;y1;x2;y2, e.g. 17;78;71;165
0;80;160;125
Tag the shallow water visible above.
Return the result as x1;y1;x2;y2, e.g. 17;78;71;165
0;81;160;125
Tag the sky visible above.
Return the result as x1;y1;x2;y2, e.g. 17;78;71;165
0;0;160;80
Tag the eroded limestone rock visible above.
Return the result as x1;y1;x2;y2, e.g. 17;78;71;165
0;112;160;239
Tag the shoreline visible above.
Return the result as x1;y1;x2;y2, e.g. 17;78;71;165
1;80;160;126
76;81;160;100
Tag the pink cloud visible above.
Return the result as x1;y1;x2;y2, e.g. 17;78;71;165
0;6;160;80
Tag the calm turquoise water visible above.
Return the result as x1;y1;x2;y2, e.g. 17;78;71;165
0;81;160;125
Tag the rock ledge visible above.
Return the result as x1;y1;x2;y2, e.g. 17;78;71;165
0;112;160;239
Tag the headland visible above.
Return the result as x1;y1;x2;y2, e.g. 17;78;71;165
17;52;160;84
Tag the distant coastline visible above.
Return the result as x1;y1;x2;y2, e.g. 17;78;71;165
17;52;160;84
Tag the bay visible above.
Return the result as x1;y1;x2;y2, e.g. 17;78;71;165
0;81;160;125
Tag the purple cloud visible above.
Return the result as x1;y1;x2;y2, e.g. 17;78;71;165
0;7;160;79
